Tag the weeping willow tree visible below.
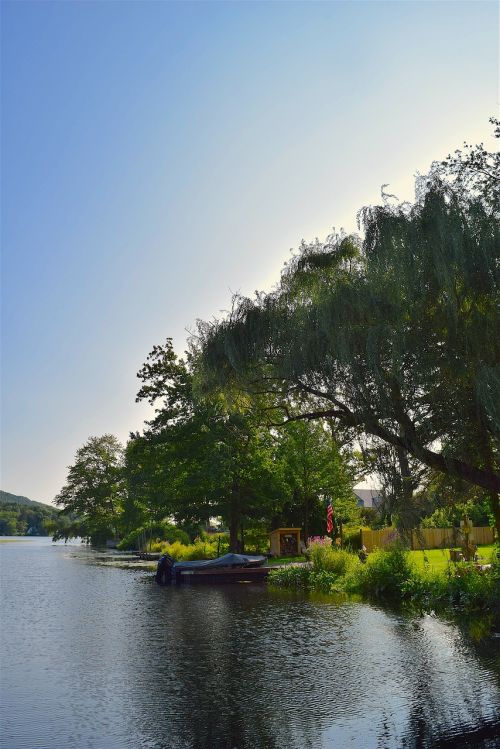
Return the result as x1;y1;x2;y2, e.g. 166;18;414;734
197;123;500;534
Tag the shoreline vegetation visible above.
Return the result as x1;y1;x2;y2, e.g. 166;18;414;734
268;540;500;634
115;531;499;633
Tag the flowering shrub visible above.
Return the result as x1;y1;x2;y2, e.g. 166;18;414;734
301;536;362;582
307;536;333;547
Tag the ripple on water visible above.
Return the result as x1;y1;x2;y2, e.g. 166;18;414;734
1;539;499;749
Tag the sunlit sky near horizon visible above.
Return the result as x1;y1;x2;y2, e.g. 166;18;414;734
1;0;498;504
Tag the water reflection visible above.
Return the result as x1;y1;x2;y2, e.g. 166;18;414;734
1;539;499;749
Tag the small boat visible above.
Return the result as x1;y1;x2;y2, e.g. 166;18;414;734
156;552;271;585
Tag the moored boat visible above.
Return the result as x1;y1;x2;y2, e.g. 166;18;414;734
156;552;271;584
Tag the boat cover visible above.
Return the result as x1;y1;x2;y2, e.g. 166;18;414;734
173;553;266;571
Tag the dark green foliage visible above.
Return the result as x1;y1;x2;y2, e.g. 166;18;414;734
270;565;349;593
54;435;125;545
122;433;177;531
136;338;194;431
0;492;60;535
198;124;500;531
308;570;341;593
402;552;500;620
358;545;414;600
432;116;499;212
445;562;499;612
418;474;494;528
269;565;312;589
276;420;359;539
240;526;270;553
132;340;287;552
421;499;492;529
342;526;362;550
0;502;58;535
117;523;189;550
271;545;500;625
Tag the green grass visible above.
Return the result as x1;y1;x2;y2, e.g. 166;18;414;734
269;547;496;572
268;547;496;572
409;545;496;574
268;555;306;566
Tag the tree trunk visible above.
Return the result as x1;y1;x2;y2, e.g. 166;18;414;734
304;492;309;542
396;447;419;537
229;494;241;553
477;421;500;540
490;493;500;540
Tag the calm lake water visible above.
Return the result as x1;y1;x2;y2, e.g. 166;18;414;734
1;537;499;749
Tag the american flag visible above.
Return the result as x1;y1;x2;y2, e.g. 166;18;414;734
326;499;334;534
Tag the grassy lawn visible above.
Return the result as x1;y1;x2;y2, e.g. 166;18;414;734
269;547;497;572
268;555;306;566
409;545;496;574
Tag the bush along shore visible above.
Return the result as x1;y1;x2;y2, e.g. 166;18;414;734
268;539;500;632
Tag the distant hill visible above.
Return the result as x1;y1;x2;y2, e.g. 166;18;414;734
0;489;54;510
0;490;59;535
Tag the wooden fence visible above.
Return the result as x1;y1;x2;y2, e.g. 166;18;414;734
361;526;495;553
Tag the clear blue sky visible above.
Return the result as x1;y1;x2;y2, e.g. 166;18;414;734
1;1;498;503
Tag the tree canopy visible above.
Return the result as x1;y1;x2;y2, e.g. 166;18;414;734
277;419;359;538
54;434;125;544
197;124;500;531
132;340;288;551
51;123;499;546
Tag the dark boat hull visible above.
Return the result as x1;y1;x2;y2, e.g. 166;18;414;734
175;566;271;584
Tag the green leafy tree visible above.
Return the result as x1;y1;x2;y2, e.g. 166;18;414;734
54;434;125;544
358;442;427;530
132;340;284;551
277;419;358;538
198;123;500;534
0;508;24;535
122;432;179;533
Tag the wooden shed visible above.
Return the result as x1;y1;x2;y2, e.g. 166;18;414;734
269;528;302;557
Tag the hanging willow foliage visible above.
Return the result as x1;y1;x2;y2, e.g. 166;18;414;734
196;125;500;529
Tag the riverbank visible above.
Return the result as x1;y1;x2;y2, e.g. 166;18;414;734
269;543;500;632
109;536;499;629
